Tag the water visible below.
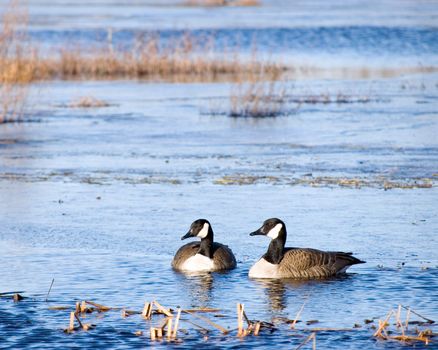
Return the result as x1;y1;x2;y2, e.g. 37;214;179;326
1;0;438;348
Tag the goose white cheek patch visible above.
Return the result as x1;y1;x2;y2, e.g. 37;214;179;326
267;223;282;239
197;223;209;238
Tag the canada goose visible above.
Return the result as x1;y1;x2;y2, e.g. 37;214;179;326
172;219;236;272
249;218;365;279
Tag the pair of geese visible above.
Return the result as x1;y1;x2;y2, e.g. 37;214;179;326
172;218;365;279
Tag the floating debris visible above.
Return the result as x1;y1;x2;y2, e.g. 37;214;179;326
373;305;435;345
295;332;316;350
63;96;112;109
6;294;435;346
13;293;24;302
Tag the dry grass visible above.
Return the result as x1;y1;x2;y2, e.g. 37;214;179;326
9;292;435;347
67;96;111;108
206;67;289;118
373;305;435;345
0;0;35;123
229;78;287;117
0;2;281;85
0;29;284;83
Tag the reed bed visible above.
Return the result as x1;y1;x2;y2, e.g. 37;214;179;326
229;77;287;118
0;0;34;123
66;96;111;108
0;0;283;86
3;291;436;347
0;30;284;83
373;305;435;345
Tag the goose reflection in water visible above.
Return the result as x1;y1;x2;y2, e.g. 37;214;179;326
174;271;214;307
251;279;316;312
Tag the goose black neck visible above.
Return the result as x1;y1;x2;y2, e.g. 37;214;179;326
197;227;214;258
263;232;286;265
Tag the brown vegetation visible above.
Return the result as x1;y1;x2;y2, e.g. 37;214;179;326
0;0;34;122
229;76;287;117
67;96;111;108
373;305;435;345
6;292;435;347
0;28;284;83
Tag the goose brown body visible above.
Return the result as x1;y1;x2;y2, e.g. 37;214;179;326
249;218;365;279
274;248;364;279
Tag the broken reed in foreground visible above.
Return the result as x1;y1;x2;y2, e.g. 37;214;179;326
5;291;436;347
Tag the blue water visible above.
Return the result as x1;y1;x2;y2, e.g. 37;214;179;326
1;0;438;348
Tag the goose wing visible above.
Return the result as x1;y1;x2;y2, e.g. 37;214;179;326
171;242;200;269
278;248;364;279
212;243;237;270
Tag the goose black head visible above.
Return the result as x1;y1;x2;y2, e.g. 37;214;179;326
181;219;212;240
250;218;286;240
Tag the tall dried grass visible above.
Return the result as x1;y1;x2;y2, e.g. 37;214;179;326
0;0;34;123
25;33;284;82
226;64;288;117
230;78;287;117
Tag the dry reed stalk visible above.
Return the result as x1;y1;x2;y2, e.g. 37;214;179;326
405;308;411;330
172;308;182;338
395;304;402;328
84;300;112;311
73;312;84;329
183;308;220;313
242;309;251;327
68;312;75;332
156;327;163;338
254;322;261;336
237;303;244;336
45;278;54;302
184;310;228;334
167;318;173;340
80;301;90;313
401;305;434;324
142;302;153;319
395;305;406;337
373;310;393;337
150;327;157;340
0;0;33;123
295;332;316;350
388;334;430;344
291;298;308;329
153;301;173;317
183;319;210;332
